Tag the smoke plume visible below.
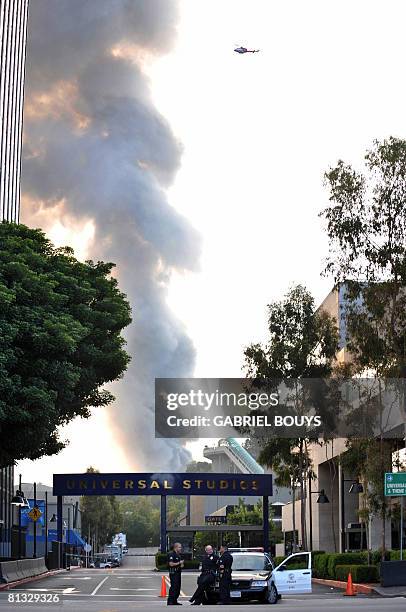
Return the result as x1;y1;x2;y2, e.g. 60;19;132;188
22;0;200;470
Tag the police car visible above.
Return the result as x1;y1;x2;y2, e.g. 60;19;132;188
266;552;312;604
209;551;312;604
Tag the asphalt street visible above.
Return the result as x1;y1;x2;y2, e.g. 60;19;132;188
0;549;404;611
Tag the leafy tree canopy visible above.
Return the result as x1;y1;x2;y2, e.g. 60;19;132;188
0;223;131;466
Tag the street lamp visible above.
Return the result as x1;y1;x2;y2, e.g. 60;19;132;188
341;473;364;552
11;474;28;559
308;479;329;551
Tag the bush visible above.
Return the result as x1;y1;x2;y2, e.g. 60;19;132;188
155;553;200;570
327;553;366;579
155;552;167;569
335;564;379;583
313;553;331;578
273;556;285;567
389;550;401;561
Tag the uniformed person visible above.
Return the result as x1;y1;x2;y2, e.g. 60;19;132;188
217;544;233;604
189;544;218;605
167;542;184;606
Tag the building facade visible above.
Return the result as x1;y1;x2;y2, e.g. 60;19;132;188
0;466;13;557
0;0;30;558
0;0;29;222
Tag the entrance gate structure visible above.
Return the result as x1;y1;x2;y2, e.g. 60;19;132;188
53;472;273;555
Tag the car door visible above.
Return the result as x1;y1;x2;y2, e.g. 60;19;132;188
272;552;311;594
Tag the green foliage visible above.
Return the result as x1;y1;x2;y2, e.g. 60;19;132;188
273;556;285;567
80;468;122;550
335;564;379;583
0;222;131;465
227;498;271;527
244;284;338;550
327;553;366;579
312;553;331;578
118;496;185;547
185;460;212;473
155;552;199;570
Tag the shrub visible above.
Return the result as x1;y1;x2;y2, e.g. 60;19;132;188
313;553;331;578
370;549;390;564
389;550;401;561
155;553;200;570
273;556;285;567
155;552;167;569
335;564;379;583
327;553;366;579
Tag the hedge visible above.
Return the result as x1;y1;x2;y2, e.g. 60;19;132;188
155;553;200;571
274;556;285;567
313;553;331;578
327;553;366;579
335;564;379;583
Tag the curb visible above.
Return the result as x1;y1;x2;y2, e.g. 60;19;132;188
312;577;377;595
0;566;81;591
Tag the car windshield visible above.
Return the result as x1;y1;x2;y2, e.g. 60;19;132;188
231;554;268;571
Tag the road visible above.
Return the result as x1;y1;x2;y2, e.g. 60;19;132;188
0;549;404;611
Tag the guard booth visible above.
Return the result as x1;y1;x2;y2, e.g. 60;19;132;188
53;473;273;558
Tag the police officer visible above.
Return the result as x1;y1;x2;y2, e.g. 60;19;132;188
167;542;184;606
217;544;233;604
189;544;218;605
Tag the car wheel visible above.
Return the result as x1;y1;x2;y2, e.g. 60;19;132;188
267;584;278;604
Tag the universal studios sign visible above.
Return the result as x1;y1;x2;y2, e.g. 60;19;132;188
53;473;273;497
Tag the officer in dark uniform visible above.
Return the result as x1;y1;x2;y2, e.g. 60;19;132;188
217;544;233;604
189;545;218;605
167;542;184;605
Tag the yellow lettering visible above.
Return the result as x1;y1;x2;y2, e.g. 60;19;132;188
195;480;203;489
240;480;247;490
112;480;120;489
100;480;109;489
150;480;160;489
183;480;191;490
207;480;216;490
252;480;258;491
220;480;228;490
66;480;75;490
125;480;134;489
164;480;172;489
138;480;147;489
79;480;88;490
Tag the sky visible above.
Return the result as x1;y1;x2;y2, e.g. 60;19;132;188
17;0;406;485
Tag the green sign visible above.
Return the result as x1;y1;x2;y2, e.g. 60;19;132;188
384;472;406;496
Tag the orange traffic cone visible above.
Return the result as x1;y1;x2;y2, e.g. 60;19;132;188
344;572;356;596
159;575;167;598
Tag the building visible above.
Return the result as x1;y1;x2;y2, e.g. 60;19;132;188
181;438;290;543
0;466;14;558
281;285;405;554
13;483;84;558
0;0;30;559
0;0;30;222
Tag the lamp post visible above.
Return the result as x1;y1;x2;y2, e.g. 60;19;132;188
340;473;364;552
308;475;329;552
45;492;48;563
11;474;28;560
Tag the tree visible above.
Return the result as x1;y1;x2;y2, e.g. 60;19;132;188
321;137;406;556
244;285;338;550
0;223;131;466
186;460;212;473
80;467;123;550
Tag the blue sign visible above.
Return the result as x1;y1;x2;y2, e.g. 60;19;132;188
53;473;272;497
21;499;45;527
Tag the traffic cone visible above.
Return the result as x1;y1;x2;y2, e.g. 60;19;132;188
344;572;356;596
159;575;167;598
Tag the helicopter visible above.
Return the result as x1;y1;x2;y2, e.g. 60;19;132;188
234;46;260;54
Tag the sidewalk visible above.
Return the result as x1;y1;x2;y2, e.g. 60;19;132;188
313;578;406;597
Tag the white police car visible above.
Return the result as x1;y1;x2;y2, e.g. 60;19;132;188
267;552;312;604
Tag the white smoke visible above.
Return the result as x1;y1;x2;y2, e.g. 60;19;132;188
22;0;200;470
